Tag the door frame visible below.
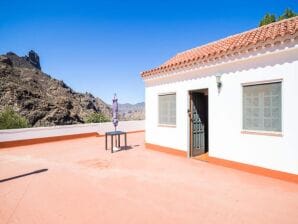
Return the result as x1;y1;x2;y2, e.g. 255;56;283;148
188;88;209;157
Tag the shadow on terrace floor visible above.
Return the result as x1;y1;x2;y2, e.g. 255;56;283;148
0;169;48;183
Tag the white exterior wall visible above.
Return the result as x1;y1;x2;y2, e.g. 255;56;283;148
145;43;298;174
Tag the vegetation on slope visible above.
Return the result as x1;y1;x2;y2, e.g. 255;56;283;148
0;107;30;130
84;112;110;123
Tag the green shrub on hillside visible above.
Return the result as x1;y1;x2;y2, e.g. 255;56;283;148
84;112;110;123
0;107;30;129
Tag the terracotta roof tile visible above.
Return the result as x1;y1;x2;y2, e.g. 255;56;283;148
141;16;298;77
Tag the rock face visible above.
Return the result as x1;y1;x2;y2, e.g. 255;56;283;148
25;50;41;70
6;52;39;70
0;51;111;127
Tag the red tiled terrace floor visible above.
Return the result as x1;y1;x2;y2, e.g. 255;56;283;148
0;132;297;224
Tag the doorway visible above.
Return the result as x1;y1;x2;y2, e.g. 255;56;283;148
189;89;209;157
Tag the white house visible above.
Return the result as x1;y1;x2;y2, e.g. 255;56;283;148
141;17;298;175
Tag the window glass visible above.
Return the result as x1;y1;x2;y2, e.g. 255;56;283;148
243;82;281;132
158;94;176;125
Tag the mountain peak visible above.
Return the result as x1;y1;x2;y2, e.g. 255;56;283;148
25;50;41;70
5;50;41;70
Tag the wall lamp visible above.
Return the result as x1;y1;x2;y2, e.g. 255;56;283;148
215;73;222;92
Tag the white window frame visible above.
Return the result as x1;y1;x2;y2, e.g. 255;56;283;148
158;92;176;127
241;79;283;136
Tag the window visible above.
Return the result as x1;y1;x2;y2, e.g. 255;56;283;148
243;82;282;132
158;93;176;125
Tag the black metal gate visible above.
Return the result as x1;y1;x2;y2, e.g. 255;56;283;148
190;92;208;157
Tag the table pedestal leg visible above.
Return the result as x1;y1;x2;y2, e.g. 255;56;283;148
111;135;113;153
118;135;120;147
125;133;127;150
105;133;107;150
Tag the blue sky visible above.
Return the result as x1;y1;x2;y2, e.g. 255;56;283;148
0;0;297;104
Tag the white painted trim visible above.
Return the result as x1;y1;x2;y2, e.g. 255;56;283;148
242;79;283;86
241;129;283;137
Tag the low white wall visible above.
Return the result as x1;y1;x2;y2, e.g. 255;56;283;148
0;120;145;142
145;42;298;174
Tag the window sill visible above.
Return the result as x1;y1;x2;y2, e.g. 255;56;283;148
158;124;176;128
241;130;283;137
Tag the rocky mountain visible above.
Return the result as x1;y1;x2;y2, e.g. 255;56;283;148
0;51;111;127
118;102;145;120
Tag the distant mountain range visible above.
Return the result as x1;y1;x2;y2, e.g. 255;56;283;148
118;102;145;121
0;50;144;127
